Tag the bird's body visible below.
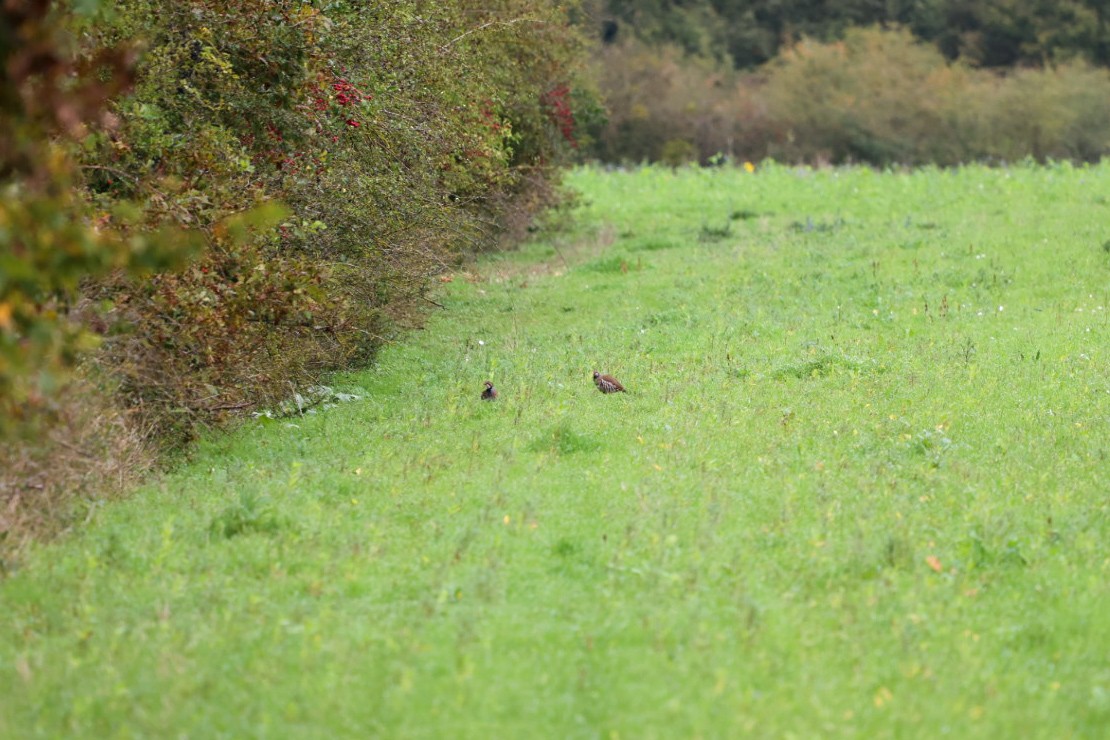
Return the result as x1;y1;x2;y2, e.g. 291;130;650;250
481;380;498;400
593;371;626;394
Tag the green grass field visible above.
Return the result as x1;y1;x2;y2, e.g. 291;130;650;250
2;163;1109;737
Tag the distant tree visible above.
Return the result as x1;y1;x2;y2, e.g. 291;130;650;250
600;0;1110;69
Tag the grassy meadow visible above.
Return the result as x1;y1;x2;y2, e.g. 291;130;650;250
2;163;1108;737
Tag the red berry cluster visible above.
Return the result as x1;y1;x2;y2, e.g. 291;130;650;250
244;72;386;224
541;84;576;147
331;78;371;127
310;77;373;124
480;102;504;134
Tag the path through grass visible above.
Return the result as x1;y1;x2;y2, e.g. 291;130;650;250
2;164;1108;736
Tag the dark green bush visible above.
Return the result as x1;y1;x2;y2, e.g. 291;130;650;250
598;0;1110;70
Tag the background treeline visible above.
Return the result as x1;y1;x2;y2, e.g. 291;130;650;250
585;0;1110;165
601;0;1110;69
1;0;589;542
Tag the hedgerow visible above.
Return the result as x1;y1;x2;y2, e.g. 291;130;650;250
590;26;1110;166
1;0;592;543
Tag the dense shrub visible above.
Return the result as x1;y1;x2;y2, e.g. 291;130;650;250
763;27;1110;165
75;1;588;440
762;27;973;165
1;0;591;544
590;26;1110;166
0;0;195;440
589;38;772;164
977;63;1110;162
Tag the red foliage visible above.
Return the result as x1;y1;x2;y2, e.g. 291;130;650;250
541;84;576;147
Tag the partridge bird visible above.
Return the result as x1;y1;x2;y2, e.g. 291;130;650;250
481;380;498;400
593;371;626;394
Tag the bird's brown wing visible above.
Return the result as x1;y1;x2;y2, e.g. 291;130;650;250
600;374;625;392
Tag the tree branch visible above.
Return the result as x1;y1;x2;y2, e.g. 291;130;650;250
440;18;547;53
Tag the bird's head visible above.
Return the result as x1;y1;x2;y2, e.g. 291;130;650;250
484;380;494;389
592;371;600;380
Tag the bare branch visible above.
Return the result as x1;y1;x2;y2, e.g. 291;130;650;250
439;18;547;53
